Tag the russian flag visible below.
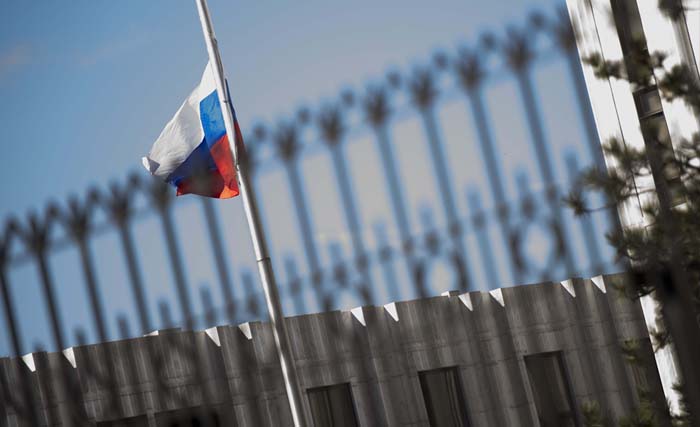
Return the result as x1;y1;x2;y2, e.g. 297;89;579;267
142;62;242;199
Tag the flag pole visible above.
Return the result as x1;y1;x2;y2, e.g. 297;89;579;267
194;1;309;426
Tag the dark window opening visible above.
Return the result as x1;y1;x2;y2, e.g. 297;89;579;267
524;352;579;427
96;415;149;427
308;383;359;427
419;367;470;427
155;405;234;427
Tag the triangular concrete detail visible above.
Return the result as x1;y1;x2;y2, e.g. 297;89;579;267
560;279;576;297
205;327;221;347
21;353;36;372
63;348;76;369
384;302;399;322
459;293;474;311
350;307;366;326
238;322;253;340
591;275;607;293
489;288;505;307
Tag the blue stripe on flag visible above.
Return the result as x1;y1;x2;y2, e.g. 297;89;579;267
166;138;216;187
199;90;226;149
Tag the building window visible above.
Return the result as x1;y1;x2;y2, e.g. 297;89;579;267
154;406;232;427
307;383;358;427
524;352;579;427
96;415;149;427
418;367;470;427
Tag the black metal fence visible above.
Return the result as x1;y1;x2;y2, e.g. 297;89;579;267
0;8;620;423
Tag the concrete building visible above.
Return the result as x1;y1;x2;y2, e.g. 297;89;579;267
1;274;667;426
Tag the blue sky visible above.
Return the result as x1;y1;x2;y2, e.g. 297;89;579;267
0;0;616;355
0;0;564;218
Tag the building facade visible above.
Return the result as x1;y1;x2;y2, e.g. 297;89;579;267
2;275;667;426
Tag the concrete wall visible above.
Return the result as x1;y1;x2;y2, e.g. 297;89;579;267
1;274;667;426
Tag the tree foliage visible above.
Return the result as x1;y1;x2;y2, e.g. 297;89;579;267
566;1;700;324
582;401;608;427
567;0;699;424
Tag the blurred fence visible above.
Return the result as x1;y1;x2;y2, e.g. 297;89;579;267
0;6;631;425
0;6;617;373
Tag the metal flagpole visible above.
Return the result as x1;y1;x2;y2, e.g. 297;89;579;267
194;1;309;426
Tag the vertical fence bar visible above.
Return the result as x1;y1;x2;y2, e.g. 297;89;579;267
328;242;353;305
467;191;502;288
26;213;86;425
117;223;152;334
284;257;307;316
373;223;403;302
411;69;473;292
66;199;109;344
319;105;374;305
200;285;217;327
565;154;604;274
520;84;574;278
241;270;261;319
27;216;66;353
373;123;412;251
516;170;568;281
418;207;443;291
151;181;194;330
275;123;328;311
108;184;153;335
76;239;108;338
201;197;236;324
66;198;124;419
514;172;536;281
506;31;577;276
0;229;40;427
423;107;472;290
456;50;521;285
376;123;425;297
364;87;426;298
420;106;461;237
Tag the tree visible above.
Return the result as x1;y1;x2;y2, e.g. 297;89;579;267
582;401;608;427
565;0;700;424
